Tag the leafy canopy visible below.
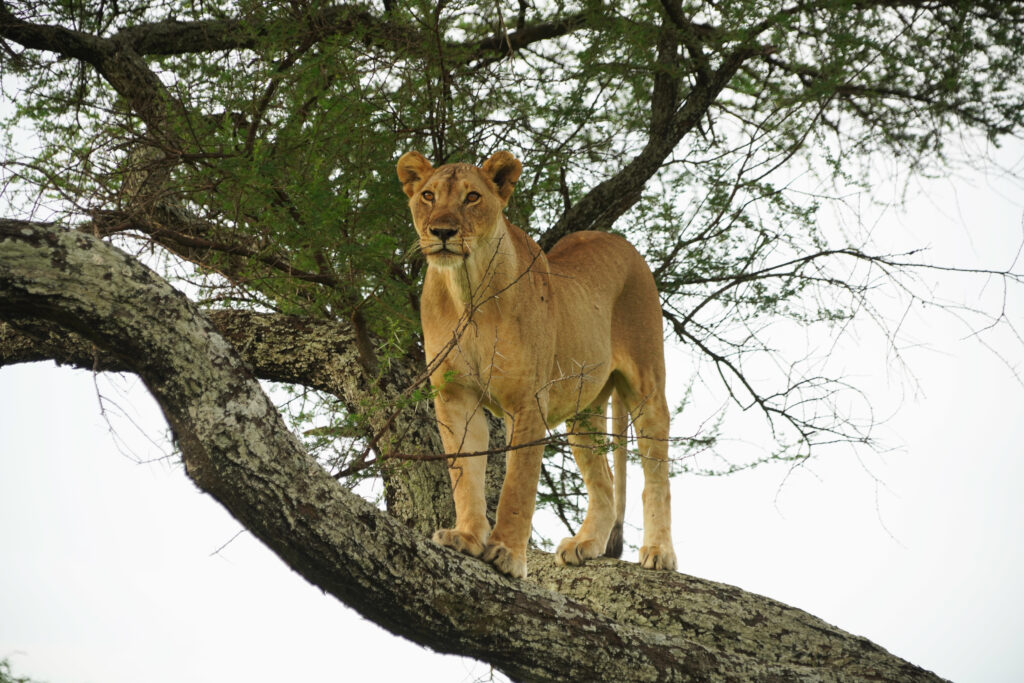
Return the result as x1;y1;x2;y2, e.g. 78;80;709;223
2;0;1023;512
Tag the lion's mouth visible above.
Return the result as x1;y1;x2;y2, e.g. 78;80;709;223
425;244;467;259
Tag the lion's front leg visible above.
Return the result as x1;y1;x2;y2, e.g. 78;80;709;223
483;410;546;579
432;390;491;558
432;451;489;557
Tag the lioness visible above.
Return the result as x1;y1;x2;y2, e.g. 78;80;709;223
397;150;676;578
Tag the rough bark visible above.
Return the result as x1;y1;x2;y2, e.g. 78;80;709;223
3;309;365;393
0;219;946;682
528;552;936;681
0;273;456;536
0;298;507;536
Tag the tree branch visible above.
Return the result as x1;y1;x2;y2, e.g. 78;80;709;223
0;220;945;682
0;2;592;67
0;305;360;395
0;2;176;134
538;15;767;250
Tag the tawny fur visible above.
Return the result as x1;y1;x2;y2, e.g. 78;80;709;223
397;150;676;578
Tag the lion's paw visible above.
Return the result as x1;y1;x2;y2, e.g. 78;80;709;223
482;541;527;578
554;536;604;566
639;544;677;571
432;528;486;557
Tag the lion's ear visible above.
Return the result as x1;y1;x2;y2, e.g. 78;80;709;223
481;151;522;204
397;151;434;198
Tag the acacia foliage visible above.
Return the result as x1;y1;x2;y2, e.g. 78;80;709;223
2;0;1023;502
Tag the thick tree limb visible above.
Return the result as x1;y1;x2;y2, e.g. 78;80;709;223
527;552;943;681
1;310;357;394
0;220;945;682
0;213;454;535
0;2;590;68
0;2;176;134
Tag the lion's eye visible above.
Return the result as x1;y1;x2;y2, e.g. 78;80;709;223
465;192;481;203
421;191;434;202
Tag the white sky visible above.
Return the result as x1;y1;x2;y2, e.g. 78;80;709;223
2;141;1024;682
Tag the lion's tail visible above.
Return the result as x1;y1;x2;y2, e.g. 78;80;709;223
604;391;628;559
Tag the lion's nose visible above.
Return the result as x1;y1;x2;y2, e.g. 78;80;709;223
430;227;457;242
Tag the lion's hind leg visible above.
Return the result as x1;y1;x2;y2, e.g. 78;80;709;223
630;390;677;571
603;390;628;559
612;367;676;571
554;405;617;567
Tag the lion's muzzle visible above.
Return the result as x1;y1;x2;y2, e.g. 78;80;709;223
423;224;469;260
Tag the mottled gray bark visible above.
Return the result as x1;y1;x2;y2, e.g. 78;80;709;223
199;309;457;535
528;553;940;681
0;219;945;682
2;310;365;393
0;303;492;536
1;299;457;536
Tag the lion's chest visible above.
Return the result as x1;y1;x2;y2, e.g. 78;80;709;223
424;301;613;424
425;308;548;409
420;250;615;419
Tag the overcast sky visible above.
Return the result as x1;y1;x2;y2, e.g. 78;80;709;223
2;139;1023;682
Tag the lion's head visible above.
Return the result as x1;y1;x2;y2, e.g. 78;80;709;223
397;151;522;268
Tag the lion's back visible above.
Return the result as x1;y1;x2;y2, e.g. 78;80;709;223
546;231;658;308
545;229;664;378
